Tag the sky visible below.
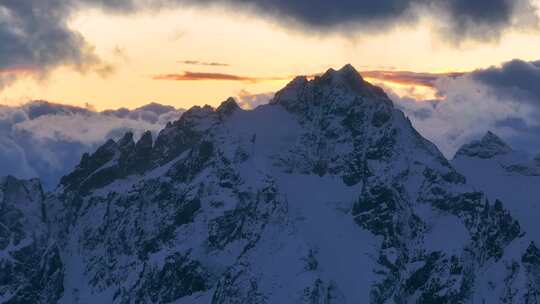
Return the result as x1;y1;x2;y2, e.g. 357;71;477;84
1;0;540;110
2;0;540;184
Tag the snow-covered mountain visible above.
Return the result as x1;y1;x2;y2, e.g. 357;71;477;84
2;65;540;303
453;131;540;246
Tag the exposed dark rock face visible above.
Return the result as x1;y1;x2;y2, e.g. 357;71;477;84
0;177;64;304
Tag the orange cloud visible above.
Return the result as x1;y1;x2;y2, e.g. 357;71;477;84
153;71;288;83
361;70;466;87
179;60;230;67
0;66;36;76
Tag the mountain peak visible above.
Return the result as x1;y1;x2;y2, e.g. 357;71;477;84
271;64;390;113
320;64;387;99
321;64;364;84
338;63;361;76
216;97;240;116
136;131;153;146
455;131;512;159
118;132;135;151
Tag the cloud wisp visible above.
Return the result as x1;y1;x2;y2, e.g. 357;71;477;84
153;71;288;83
179;60;230;67
236;90;274;109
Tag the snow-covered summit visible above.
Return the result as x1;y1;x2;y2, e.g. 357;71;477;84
455;131;513;159
272;64;389;112
454;131;539;176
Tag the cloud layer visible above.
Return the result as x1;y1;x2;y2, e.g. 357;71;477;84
392;59;540;157
0;101;184;189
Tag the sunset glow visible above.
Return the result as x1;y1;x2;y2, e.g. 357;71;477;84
2;6;540;110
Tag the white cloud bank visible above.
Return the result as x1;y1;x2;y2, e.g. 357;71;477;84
0;101;184;189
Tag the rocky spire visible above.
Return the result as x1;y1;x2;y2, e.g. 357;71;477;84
118;132;135;153
216;97;240;117
319;64;387;98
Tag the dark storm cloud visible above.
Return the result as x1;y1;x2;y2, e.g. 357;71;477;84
472;59;540;104
178;0;535;39
185;0;538;41
0;0;99;72
236;90;274;110
1;0;538;89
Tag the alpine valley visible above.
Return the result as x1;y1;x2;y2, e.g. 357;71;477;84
1;65;539;304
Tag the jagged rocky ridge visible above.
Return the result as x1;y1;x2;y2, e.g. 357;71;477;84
2;65;540;303
453;132;540;275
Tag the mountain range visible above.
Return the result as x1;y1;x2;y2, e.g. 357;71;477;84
0;65;539;303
